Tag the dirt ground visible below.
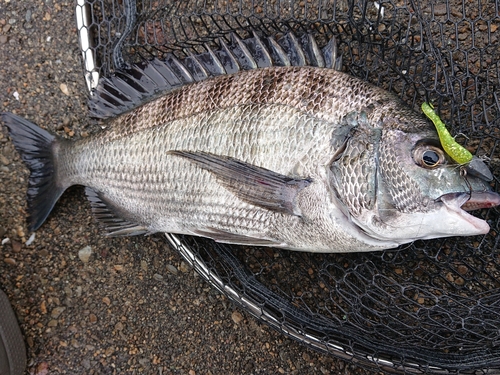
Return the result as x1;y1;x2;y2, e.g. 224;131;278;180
0;1;377;374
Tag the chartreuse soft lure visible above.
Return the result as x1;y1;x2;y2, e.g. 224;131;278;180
421;102;473;164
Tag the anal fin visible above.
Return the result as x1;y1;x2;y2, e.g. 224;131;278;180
168;151;312;216
85;187;149;236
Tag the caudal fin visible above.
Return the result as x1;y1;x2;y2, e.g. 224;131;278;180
2;113;65;232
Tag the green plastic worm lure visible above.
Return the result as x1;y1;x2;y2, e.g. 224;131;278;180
421;102;473;164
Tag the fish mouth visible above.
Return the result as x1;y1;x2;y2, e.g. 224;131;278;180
437;191;500;233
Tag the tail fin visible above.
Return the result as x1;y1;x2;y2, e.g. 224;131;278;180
2;113;66;232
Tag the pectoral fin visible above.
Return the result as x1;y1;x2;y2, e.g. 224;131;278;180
168;150;312;216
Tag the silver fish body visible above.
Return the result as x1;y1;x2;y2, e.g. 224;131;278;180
3;65;499;253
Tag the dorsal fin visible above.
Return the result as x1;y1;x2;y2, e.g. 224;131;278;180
88;79;131;118
229;33;258;70
148;58;183;86
263;36;291;66
216;38;240;74
164;54;194;84
183;53;210;81
279;32;306;66
199;44;227;76
88;33;342;119
245;31;273;68
85;188;149;236
323;36;343;70
301;33;325;68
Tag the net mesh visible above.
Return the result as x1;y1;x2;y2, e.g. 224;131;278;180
76;0;500;372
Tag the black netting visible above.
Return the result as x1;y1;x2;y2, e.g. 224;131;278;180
76;0;500;373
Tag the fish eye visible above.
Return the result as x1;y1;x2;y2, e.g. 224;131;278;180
422;150;440;166
413;144;446;169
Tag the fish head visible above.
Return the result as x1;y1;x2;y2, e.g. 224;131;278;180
329;111;500;246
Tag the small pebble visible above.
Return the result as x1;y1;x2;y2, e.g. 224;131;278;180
140;260;148;272
113;264;124;272
81;359;91;370
59;83;70;96
25;232;35;245
457;265;468;275
231;311;244;324
433;4;447;16
3;257;16;265
153;273;163;281
78;246;92;263
11;240;21;252
35;362;49;375
89;314;97;323
179;261;189;273
138;358;150;366
51;306;66;318
166;264;178;275
40;300;47;314
16;226;25;238
102;297;111;306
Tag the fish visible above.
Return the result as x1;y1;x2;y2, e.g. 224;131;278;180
2;34;500;253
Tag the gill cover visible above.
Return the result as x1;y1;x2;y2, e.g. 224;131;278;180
329;110;381;218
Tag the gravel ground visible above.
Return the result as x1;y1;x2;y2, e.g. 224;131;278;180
0;1;378;374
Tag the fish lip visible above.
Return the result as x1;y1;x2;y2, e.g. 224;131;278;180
436;191;500;233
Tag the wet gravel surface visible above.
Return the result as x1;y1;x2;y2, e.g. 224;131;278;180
0;1;377;374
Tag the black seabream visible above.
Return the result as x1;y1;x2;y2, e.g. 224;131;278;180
2;34;499;253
